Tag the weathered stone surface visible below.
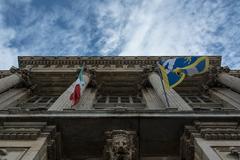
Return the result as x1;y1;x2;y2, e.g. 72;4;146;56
0;88;30;110
0;56;238;159
209;88;240;110
103;130;137;160
0;70;11;79
142;88;165;110
0;122;61;160
0;74;22;94
217;72;240;93
18;56;222;69
180;121;240;160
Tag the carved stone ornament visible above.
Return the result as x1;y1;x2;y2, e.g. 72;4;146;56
103;130;137;160
10;66;32;88
0;122;61;160
180;121;240;160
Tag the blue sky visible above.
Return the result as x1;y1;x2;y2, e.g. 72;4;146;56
0;0;240;69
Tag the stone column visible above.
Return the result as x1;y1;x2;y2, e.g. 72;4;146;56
209;88;240;110
0;74;22;94
0;88;29;110
217;72;240;93
148;72;192;111
48;74;90;111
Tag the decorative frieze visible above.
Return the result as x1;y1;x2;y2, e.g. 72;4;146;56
18;56;221;69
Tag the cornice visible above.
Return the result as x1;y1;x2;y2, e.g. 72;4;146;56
18;56;222;69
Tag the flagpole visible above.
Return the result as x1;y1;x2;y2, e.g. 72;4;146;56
156;62;170;108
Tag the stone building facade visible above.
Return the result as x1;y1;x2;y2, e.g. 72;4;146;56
0;56;239;160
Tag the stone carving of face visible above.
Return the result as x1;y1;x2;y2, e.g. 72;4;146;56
112;134;129;154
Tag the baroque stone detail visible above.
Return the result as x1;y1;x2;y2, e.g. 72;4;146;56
0;70;11;79
180;121;240;160
18;56;221;69
229;147;240;158
206;66;232;89
10;66;32;88
103;130;137;160
0;122;61;160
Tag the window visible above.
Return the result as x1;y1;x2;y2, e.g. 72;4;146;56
17;96;58;111
95;95;145;109
188;96;201;103
26;96;56;104
109;96;118;103
132;96;141;103
199;96;213;103
27;96;40;103
96;96;142;104
182;95;225;111
121;97;130;103
97;96;107;103
183;95;213;104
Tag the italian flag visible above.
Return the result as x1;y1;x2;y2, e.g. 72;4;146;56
69;67;85;106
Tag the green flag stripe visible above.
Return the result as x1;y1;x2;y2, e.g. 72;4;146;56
78;66;84;82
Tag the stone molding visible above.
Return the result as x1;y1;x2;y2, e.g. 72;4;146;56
18;56;221;69
180;121;240;160
0;122;61;160
0;70;11;79
9;66;32;88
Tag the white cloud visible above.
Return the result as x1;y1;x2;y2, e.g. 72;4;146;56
0;1;87;57
0;3;20;69
97;0;240;68
0;0;239;69
118;0;207;55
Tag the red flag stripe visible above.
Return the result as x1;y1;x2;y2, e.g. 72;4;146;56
70;83;81;106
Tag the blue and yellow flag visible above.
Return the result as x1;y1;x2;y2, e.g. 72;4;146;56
159;56;209;89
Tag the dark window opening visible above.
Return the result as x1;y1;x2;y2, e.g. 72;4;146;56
188;96;201;103
121;97;130;103
27;96;40;103
199;96;212;103
183;95;214;104
109;96;118;103
96;95;143;104
132;96;141;103
16;96;58;111
182;95;231;111
97;96;107;103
